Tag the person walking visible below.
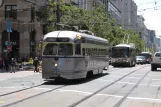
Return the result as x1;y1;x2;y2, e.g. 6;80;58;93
33;57;39;72
4;57;9;71
10;58;16;73
0;58;3;71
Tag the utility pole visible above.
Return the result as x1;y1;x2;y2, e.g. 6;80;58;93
106;0;109;12
56;0;60;23
56;0;60;30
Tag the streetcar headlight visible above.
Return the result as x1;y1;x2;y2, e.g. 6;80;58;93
55;63;58;67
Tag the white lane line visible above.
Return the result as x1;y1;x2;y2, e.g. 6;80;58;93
98;79;161;87
108;75;122;77
21;87;161;103
0;86;25;89
152;79;161;81
109;72;127;75
149;75;161;77
15;73;40;78
97;94;161;102
33;87;52;91
110;72;145;76
0;73;39;82
56;89;92;95
0;79;5;81
131;74;144;76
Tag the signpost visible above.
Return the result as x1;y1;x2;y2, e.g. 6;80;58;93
6;19;12;59
7;45;12;51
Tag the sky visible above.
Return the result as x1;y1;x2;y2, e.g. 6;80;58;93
133;0;161;36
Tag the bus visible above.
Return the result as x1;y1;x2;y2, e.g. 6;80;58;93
41;30;109;80
110;44;136;67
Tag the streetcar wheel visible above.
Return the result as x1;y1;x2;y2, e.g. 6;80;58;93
86;71;93;79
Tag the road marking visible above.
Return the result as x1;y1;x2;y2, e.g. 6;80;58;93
109;72;127;75
33;87;52;91
0;86;25;89
0;101;5;104
131;74;144;76
108;75;122;77
0;73;39;82
149;75;161;77
152;79;161;81
56;89;92;95
98;79;161;87
0;79;5;81
30;88;161;103
97;94;161;102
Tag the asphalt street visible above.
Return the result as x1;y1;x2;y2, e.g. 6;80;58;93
0;65;161;107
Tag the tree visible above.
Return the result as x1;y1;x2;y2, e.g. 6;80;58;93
35;1;145;53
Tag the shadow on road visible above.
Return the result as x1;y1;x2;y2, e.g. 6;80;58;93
152;70;161;72
42;73;109;85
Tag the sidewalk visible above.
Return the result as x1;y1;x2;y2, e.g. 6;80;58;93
0;70;41;82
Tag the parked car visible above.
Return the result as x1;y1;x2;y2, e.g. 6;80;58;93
139;52;152;64
151;52;161;71
136;56;146;64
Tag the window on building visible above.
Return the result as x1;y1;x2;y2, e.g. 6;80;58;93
5;5;17;19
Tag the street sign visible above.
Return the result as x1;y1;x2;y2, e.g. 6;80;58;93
6;19;12;33
5;41;8;46
7;45;12;51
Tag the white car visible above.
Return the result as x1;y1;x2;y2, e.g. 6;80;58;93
151;52;161;71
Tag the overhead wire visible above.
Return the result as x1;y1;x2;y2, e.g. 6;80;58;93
152;0;161;35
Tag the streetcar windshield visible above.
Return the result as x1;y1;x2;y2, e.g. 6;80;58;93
112;48;129;58
58;44;73;55
43;43;73;55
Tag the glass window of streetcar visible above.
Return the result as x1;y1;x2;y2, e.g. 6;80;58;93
43;43;73;56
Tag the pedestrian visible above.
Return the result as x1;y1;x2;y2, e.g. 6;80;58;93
0;58;3;71
4;58;9;71
29;58;33;65
10;58;16;73
33;57;39;72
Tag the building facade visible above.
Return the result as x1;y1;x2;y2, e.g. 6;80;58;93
108;2;121;25
0;0;44;59
111;0;137;31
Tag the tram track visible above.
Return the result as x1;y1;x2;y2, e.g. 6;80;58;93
113;70;150;107
0;65;149;107
0;84;43;97
68;65;150;107
1;85;66;107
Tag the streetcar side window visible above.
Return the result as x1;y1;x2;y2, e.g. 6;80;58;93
82;48;85;56
75;44;81;55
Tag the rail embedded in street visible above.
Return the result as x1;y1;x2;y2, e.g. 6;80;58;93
68;65;149;107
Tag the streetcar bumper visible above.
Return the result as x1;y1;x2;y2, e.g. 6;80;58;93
112;62;130;66
43;71;86;80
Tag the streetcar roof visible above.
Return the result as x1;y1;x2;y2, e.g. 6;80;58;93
43;31;108;43
114;44;135;48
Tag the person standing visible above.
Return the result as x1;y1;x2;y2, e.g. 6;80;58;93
4;57;9;71
10;58;16;73
0;58;3;71
33;57;39;72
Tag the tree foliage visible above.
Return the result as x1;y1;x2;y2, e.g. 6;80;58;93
35;1;145;53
